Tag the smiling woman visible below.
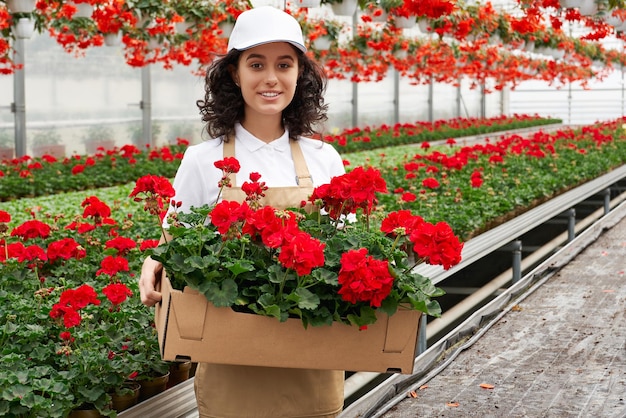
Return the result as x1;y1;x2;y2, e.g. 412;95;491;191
138;6;346;418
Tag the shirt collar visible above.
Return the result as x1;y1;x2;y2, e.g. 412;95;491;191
235;123;290;153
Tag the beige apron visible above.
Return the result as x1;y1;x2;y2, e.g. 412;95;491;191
194;137;344;418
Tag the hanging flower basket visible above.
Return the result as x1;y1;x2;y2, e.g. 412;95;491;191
12;17;35;39
417;18;430;33
296;0;322;8
330;0;358;16
312;35;333;50
6;0;36;14
394;16;416;29
104;32;122;47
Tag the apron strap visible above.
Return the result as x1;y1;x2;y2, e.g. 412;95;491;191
222;133;313;187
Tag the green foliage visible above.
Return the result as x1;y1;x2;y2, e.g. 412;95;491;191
327;114;562;154
150;204;446;329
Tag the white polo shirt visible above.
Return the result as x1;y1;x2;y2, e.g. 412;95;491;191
168;123;345;217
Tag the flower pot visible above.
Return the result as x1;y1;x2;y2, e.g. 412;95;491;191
147;38;162;51
296;0;321;7
138;372;169;402
6;0;36;13
68;409;103;418
111;382;140;412
167;361;192;388
394;16;416;29
559;0;597;15
604;13;625;28
312;36;333;51
12;17;35;39
331;0;358;16
417;18;430;34
104;32;122;47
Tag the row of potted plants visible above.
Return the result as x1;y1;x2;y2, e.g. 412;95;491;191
1;116;624;416
0;114;560;201
1;0;625;86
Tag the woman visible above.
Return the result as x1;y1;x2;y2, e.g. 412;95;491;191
139;6;345;418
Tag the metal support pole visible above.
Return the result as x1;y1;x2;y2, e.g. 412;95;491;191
456;82;461;118
351;13;358;128
141;65;152;148
511;240;522;283
602;188;611;215
428;75;433;122
480;81;486;118
417;314;427;354
567;208;576;242
13;37;26;157
393;69;399;124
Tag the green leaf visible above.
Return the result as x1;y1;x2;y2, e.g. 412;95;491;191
226;260;255;276
346;306;378;328
204;279;238;307
293;288;320;310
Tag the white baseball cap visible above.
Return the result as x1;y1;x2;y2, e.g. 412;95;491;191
227;6;307;53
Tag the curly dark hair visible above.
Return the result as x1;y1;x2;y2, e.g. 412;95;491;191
196;46;328;141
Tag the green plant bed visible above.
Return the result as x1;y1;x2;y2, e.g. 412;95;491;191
325;114;563;154
0;115;559;202
0;118;624;416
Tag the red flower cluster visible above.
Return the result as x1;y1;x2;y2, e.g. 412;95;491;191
410;221;463;270
102;282;133;306
130;174;176;217
209;200;326;276
337;248;394;308
11;220;52;240
215;156;241;189
50;284;101;328
82;196;113;224
47;237;87;263
309;166;387;219
105;236;137;255
381;209;463;270
96;255;130;277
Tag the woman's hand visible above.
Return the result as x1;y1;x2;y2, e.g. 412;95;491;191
139;256;163;307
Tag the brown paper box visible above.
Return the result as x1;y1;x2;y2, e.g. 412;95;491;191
155;274;421;374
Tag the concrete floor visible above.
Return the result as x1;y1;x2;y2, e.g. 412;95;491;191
381;213;626;417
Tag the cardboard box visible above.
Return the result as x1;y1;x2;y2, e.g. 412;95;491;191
155;274;421;374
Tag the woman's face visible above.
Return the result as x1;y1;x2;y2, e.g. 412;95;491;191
233;42;300;121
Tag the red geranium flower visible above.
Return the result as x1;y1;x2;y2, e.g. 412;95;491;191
0;210;10;223
139;239;160;251
47;238;86;262
130;175;176;216
278;231;325;276
337;248;394;308
410;221;463;270
11;220;52;240
96;255;130;277
105;236;137;255
82;196;112;222
102;282;133;306
210;200;251;236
